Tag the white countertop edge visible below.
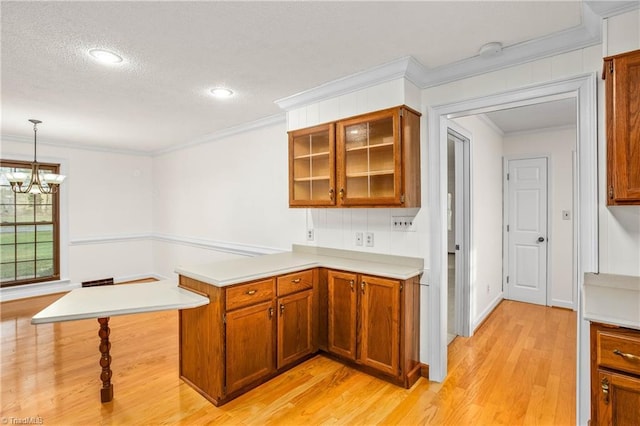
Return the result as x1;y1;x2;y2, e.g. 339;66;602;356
583;313;640;331
176;260;423;287
31;297;209;325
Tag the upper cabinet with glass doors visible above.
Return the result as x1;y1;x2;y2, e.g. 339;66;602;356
288;106;420;208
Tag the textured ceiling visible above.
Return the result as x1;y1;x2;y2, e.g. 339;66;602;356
1;1;586;153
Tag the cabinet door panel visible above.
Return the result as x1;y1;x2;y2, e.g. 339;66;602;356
360;275;400;376
327;271;357;360
289;123;336;207
278;290;313;368
225;300;275;394
336;108;402;206
605;50;640;204
597;370;640;426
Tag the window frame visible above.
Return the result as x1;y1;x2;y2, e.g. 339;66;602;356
0;159;61;287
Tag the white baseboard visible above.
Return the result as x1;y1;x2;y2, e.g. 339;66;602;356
472;292;504;332
551;298;576;311
0;280;79;302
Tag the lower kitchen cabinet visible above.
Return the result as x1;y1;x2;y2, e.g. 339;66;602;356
326;270;419;387
277;289;313;368
225;300;276;394
179;266;420;406
327;271;357;360
590;323;640;425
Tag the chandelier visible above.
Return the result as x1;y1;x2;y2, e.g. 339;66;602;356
4;119;66;194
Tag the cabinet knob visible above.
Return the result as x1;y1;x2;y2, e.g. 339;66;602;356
329;188;334;201
280;304;285;315
339;188;345;199
361;281;365;293
268;307;274;319
349;280;354;291
245;289;257;295
291;278;301;284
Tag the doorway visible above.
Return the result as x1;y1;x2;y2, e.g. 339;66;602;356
446;127;471;342
426;74;598;424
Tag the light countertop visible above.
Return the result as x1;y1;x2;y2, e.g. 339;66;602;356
583;273;640;330
32;280;210;324
175;245;424;287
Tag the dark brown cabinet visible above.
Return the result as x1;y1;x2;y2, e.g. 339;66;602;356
603;49;640;205
288;106;421;208
225;299;275;394
326;270;419;386
276;269;315;369
179;266;420;406
590;323;640;425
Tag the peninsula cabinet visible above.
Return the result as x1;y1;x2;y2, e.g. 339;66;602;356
326;270;420;387
288;105;421;208
603;49;640;205
178;272;316;406
590;323;640;425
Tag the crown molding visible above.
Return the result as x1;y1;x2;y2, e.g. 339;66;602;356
1;134;152;157
585;0;640;18
274;56;428;111
152;113;286;156
275;4;603;109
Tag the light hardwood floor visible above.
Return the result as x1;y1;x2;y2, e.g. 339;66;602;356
1;293;576;425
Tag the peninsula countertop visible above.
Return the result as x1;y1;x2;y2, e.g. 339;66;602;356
175;244;424;287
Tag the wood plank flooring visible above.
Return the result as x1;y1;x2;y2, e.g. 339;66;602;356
1;294;576;425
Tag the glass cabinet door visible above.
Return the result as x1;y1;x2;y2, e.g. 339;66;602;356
337;109;402;205
289;123;335;206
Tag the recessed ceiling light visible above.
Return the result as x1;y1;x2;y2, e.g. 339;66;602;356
210;87;234;98
88;48;124;64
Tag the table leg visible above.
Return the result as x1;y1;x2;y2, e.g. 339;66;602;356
98;317;113;402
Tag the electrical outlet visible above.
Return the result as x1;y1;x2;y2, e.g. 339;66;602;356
355;232;363;246
365;232;374;247
306;229;314;241
391;216;416;232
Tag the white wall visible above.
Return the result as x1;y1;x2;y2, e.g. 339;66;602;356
452;116;505;329
0;139;154;288
503;126;576;308
151;121;307;280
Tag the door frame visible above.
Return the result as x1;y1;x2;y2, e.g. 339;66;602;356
447;125;472;338
425;73;598;425
502;155;551;306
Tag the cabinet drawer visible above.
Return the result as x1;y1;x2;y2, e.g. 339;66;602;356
226;278;274;311
597;328;640;376
277;270;314;296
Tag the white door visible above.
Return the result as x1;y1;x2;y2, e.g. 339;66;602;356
505;157;548;306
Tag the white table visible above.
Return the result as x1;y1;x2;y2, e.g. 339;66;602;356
31;280;209;402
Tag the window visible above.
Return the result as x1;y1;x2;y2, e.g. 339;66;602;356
0;160;61;287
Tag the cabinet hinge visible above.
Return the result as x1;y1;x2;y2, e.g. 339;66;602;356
507;224;510;232
223;313;226;324
400;283;403;292
400;194;405;204
506;173;510;181
608;185;614;199
399;109;404;117
506;276;510;284
609;61;614;74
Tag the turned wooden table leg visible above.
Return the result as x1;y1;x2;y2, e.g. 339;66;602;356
98;317;113;402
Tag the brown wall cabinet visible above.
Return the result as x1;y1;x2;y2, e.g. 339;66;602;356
590;323;640;425
603;49;640;205
326;269;419;386
288;106;421;208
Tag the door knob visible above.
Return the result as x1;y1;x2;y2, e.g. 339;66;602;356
537;237;545;243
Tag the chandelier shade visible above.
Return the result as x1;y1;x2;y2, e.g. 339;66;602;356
4;119;66;194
